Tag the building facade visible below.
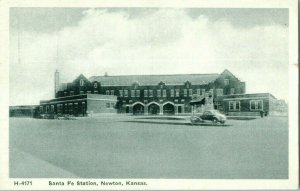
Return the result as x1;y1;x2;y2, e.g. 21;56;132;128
39;94;117;117
216;93;280;116
50;69;246;115
10;105;39;118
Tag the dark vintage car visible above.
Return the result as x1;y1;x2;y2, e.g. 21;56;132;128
190;109;227;125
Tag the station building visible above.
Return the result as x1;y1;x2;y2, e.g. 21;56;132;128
39;69;244;116
38;69;287;117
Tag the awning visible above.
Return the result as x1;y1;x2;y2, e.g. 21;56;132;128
189;96;205;105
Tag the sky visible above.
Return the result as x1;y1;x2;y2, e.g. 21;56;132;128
9;8;289;105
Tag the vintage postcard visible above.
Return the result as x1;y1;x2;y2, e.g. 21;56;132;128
0;0;298;190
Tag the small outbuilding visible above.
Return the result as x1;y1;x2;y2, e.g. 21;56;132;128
216;93;282;116
39;94;117;117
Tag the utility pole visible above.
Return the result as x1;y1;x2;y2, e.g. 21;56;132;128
17;12;21;65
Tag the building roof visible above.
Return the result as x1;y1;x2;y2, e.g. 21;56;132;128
88;73;220;86
216;93;277;101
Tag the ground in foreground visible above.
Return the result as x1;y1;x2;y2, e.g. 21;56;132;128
9;115;288;179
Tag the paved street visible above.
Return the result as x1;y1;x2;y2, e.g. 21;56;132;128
9;115;288;179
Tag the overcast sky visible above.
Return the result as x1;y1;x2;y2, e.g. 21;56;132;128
9;8;289;105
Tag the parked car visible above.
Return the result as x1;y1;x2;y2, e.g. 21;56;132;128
190;109;227;125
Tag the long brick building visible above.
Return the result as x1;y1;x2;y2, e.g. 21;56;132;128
39;69;248;115
37;69;288;117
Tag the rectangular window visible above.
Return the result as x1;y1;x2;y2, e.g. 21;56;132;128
57;104;60;113
197;89;201;95
162;89;167;97
46;106;49;113
189;89;193;97
157;90;161;97
39;106;43;113
70;91;74;96
119;90;123;97
181;99;185;103
64;92;67;96
136;90;140;97
201;89;206;95
216;89;223;96
170;89;174;97
149;90;153;97
175;89;180;97
229;101;240;111
174;99;178;103
51;105;54;112
224;79;229;85
131;90;135;97
87;91;91;94
64;104;67;113
124;90;128;97
94;90;98;94
68;103;73;114
74;103;78;113
57;104;62;113
111;90;114;95
230;88;235;95
250;100;263;110
110;103;115;108
144;90;148;97
183;89;187;97
106;90;109;95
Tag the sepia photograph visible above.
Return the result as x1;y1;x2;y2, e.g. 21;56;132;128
0;0;298;190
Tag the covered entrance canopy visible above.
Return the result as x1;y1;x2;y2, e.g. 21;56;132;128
189;96;206;106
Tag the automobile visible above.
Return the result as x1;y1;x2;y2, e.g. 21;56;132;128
190;109;227;125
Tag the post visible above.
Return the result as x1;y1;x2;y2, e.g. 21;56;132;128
144;105;148;115
159;105;163;115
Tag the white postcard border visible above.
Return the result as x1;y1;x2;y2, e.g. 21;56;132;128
0;0;298;190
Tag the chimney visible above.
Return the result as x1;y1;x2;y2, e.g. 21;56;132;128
54;70;59;97
104;72;108;77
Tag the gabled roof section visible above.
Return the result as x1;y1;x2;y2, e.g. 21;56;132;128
89;73;220;86
219;69;241;81
73;74;90;83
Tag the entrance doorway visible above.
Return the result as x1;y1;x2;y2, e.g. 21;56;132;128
133;103;145;115
178;106;182;113
163;103;175;114
125;106;130;113
148;103;160;115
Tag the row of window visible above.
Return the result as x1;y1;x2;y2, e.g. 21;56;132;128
106;103;116;108
63;90;98;96
40;102;86;113
80;78;230;88
62;88;235;97
118;88;222;98
122;99;186;104
229;100;263;111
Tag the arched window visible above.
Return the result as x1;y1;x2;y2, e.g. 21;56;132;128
80;79;84;86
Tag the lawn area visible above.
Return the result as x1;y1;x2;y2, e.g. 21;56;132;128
9;115;288;179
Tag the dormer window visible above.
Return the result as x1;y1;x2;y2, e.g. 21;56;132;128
158;81;165;88
80;79;84;86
